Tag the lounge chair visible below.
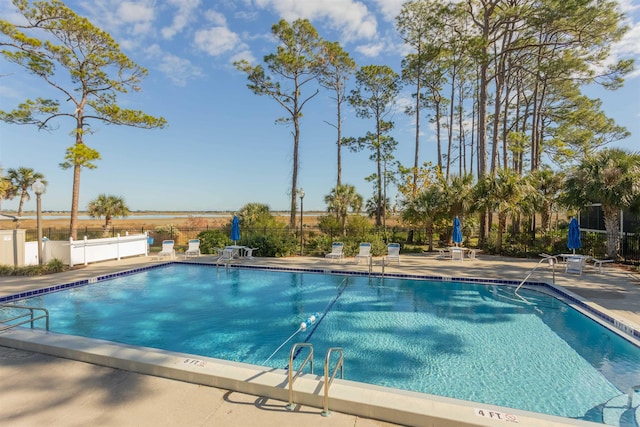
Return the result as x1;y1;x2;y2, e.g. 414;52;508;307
451;247;464;261
244;247;258;259
216;248;234;264
325;242;344;263
565;256;586;275
157;240;175;260
354;242;372;265
384;243;401;265
184;239;201;258
589;257;614;274
436;248;451;259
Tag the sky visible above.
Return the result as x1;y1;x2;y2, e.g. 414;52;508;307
1;0;640;214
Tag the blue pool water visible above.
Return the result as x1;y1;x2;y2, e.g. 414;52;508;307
8;264;640;424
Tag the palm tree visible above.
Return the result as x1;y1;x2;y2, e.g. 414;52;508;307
473;169;530;253
87;194;129;237
563;148;640;259
527;166;564;235
442;172;474;220
7;167;46;222
402;183;448;251
325;184;363;236
238;203;272;229
0;167;16;213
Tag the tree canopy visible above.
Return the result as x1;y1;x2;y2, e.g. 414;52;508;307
0;0;166;239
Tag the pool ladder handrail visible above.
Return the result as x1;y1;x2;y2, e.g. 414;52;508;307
514;253;557;296
629;385;640;408
321;347;344;417
0;304;49;332
285;342;314;411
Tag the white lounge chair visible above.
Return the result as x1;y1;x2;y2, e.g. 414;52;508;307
565;256;586;275
437;248;451;259
354;242;372;265
451;247;464;261
184;239;201;258
589;257;614;274
325;242;344;263
216;248;234;264
384;243;401;265
244;247;259;259
157;240;175;260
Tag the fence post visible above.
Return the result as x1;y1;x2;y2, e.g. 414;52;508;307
84;235;88;266
117;233;121;261
69;237;74;268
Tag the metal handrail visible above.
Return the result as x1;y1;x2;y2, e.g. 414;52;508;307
285;342;313;411
628;385;640;408
515;254;557;296
321;347;344;417
0;304;49;332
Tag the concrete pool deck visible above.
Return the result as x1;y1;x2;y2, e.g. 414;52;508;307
1;252;639;426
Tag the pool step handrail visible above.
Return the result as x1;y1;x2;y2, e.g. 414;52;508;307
285;342;314;411
629;385;640;408
515;254;557;295
321;347;344;417
0;304;49;333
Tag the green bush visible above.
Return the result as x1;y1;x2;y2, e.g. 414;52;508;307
317;215;341;238
0;264;15;275
0;259;68;276
243;233;298;257
345;215;372;237
153;224;182;245
197;230;229;254
45;258;66;273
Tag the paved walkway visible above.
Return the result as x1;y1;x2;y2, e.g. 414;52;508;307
1;253;639;426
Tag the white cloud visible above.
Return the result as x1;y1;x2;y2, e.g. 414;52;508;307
117;1;155;35
0;85;22;101
369;0;405;23
230;50;255;65
158;54;204;86
204;10;228;26
253;0;378;41
194;26;242;56
161;0;201;39
144;45;204;86
355;42;385;57
592;2;640;81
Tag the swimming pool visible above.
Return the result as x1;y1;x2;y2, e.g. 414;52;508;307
4;263;640;426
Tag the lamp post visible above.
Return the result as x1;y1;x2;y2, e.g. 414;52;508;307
32;178;46;265
298;188;305;256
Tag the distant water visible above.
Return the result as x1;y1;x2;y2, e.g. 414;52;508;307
17;214;235;220
12;212;322;220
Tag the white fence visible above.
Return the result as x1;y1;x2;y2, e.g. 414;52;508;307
24;233;149;266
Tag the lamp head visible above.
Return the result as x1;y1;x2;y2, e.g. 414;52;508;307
32;178;45;195
299;188;305;199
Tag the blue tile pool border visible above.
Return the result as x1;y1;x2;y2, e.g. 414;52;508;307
2;260;638;344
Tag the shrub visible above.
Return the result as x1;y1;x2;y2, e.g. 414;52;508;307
197;230;229;254
45;259;66;273
244;233;298;257
153;224;182;244
346;215;372;238
317;215;341;238
0;259;68;276
0;264;15;275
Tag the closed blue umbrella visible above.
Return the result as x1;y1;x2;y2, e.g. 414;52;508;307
452;216;463;246
568;217;581;254
230;215;240;244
